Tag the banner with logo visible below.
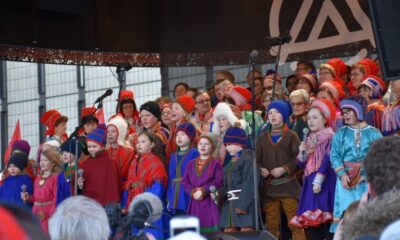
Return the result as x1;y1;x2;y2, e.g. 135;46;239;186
0;0;375;66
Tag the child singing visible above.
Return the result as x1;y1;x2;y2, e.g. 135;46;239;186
289;99;337;240
167;122;199;215
220;127;258;232
125;131;168;239
182;133;223;233
0;152;33;208
21;148;63;233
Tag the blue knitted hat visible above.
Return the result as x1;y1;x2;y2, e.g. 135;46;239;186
60;138;82;157
87;124;107;146
223;127;249;148
340;96;367;121
267;100;293;123
176;122;196;142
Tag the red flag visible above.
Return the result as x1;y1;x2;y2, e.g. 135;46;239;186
96;108;105;124
4;120;21;165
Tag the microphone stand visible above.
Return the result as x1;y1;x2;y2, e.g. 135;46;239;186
269;32;291;100
249;51;260;231
60;100;104;195
271;42;282;101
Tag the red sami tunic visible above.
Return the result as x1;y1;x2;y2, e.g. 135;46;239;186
107;145;135;188
79;151;120;206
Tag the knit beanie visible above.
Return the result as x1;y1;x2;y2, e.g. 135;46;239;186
340;96;368;121
267;100;293;123
223;127;249;148
140;101;161;120
175;95;196;114
87;124;107;147
11;140;31;157
8;152;28;171
358;75;386;99
106;115;128;146
60;138;81;157
176;122;196;142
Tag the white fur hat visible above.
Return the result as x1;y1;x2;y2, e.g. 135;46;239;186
107;115;128;146
212;102;246;135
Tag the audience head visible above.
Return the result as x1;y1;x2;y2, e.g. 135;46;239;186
49;196;110;240
364;136;400;197
0;203;48;239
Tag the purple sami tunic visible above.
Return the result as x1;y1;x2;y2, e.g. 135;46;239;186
182;157;223;233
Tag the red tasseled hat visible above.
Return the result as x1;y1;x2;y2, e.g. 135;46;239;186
175;95;196;113
357;58;379;77
326;58;347;78
119;90;134;101
81;106;96;119
40;109;61;136
228;85;252;110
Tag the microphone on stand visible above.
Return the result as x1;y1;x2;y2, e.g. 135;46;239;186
21;184;27;203
302;128;310;161
265;31;292;46
209;185;219;205
94;89;113;104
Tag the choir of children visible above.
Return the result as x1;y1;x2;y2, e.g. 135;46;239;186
2;57;397;240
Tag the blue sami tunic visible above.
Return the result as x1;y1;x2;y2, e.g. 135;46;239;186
167;148;199;212
0;174;34;208
330;125;382;232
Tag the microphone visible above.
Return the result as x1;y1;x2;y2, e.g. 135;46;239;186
21;184;27;203
209;185;218;205
77;169;84;178
94;89;113;104
250;50;259;59
266;31;292;46
127;192;163;229
302;128;310;161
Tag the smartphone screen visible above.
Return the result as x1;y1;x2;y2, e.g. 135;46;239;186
172;227;198;236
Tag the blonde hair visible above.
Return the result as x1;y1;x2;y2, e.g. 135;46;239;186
41;148;62;174
289;89;310;103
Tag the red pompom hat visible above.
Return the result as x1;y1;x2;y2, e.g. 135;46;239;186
175;95;196;113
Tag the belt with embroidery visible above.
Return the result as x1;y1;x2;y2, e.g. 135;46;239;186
34;201;53;206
